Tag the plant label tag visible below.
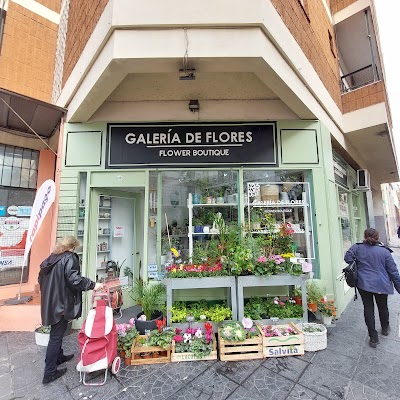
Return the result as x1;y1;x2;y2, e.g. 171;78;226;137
148;264;158;272
147;271;158;279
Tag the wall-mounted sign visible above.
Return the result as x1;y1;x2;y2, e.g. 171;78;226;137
107;123;276;167
113;226;124;238
333;153;348;188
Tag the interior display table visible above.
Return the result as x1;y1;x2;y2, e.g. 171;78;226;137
163;276;237;325
237;274;309;322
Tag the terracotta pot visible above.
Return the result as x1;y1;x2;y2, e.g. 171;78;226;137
142;352;152;359
160;351;167;357
125;357;132;365
134;354;140;359
307;302;318;312
294;296;302;306
153;352;159;358
120;350;126;358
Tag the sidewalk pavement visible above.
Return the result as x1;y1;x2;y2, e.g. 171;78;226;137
2;251;400;400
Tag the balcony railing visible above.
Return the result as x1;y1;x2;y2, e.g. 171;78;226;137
340;64;379;93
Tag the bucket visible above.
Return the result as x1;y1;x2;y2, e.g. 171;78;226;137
35;330;50;346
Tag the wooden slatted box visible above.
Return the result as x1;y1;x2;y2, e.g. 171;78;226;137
130;335;171;365
171;333;217;362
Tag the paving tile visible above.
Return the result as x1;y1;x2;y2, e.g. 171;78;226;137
263;356;309;382
227;385;264;400
215;359;263;384
298;363;350;399
345;380;396;400
69;376;123;400
11;357;44;388
121;360;216;400
353;349;400;398
241;366;295;399
287;384;329;399
310;348;358;378
14;379;74;400
325;332;364;359
0;372;13;400
6;332;36;355
168;363;238;400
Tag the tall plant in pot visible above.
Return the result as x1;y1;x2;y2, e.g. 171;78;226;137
306;280;324;312
130;279;166;334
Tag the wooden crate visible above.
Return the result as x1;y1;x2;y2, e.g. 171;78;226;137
260;322;304;358
130;335;171;365
171;334;217;362
218;327;264;362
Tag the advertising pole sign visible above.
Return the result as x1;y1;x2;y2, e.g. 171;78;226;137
107;123;276;167
18;179;56;299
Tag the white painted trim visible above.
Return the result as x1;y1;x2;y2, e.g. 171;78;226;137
333;0;370;24
0;0;9;12
11;0;60;24
342;102;387;133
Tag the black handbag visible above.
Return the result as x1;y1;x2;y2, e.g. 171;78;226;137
342;245;358;300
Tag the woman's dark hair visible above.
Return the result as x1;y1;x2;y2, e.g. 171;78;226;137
364;228;380;245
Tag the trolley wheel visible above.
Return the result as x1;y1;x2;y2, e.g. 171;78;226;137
111;356;121;375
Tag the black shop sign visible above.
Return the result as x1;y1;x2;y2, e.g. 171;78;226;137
107;123;276;167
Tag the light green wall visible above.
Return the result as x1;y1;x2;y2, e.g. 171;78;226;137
61;120;366;325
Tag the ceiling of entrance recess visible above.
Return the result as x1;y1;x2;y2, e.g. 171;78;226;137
106;72;278;102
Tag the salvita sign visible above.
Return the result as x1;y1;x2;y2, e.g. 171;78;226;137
107;123;276;167
23;180;56;263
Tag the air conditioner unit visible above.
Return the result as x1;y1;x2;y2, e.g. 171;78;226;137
356;169;370;191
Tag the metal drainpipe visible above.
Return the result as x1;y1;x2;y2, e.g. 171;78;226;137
364;9;378;82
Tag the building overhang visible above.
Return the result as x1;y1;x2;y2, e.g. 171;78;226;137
0;88;66;138
56;0;397;184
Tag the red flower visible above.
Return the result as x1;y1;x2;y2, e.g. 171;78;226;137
175;328;182;334
173;335;184;342
156;317;166;332
204;322;213;332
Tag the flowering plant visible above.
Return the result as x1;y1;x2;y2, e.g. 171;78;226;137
317;300;337;317
165;262;226;278
173;323;214;359
261;324;299;337
116;319;138;357
220;318;260;341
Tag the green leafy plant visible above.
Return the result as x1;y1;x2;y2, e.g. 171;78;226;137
130;279;165;320
149;329;175;349
301;323;325;333
220;320;259;341
170;301;232;323
35;325;51;334
306;280;324;304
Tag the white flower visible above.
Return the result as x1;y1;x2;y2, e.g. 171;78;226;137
200;314;207;321
138;315;147;321
183;333;192;343
194;330;203;339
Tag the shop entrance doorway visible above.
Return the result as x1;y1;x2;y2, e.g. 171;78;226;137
90;188;144;291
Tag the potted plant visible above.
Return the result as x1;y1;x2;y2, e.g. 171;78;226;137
117;324;138;365
306;280;324;312
250;208;264;230
192;217;203;233
317;300;336;325
130;279;166;334
292;286;302;305
35;325;51;346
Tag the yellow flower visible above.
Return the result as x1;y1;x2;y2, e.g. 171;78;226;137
171;247;179;257
179;265;183;270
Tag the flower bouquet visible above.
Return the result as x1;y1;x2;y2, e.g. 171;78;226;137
259;321;304;358
218;318;264;361
171;323;217;362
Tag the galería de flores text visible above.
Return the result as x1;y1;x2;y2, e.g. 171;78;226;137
125;131;253;145
159;149;229;157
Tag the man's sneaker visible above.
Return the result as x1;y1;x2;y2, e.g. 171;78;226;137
42;368;67;385
369;340;379;348
382;326;391;336
57;354;74;365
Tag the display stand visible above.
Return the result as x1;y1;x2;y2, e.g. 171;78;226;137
237;274;309;322
163;276;237;325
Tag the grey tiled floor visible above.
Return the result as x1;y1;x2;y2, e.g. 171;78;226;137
2;250;400;400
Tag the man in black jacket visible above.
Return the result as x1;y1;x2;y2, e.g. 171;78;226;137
38;236;102;384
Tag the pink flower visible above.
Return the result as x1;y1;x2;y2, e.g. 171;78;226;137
173;335;184;342
175;328;182;334
257;256;267;263
242;317;253;329
129;318;135;325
